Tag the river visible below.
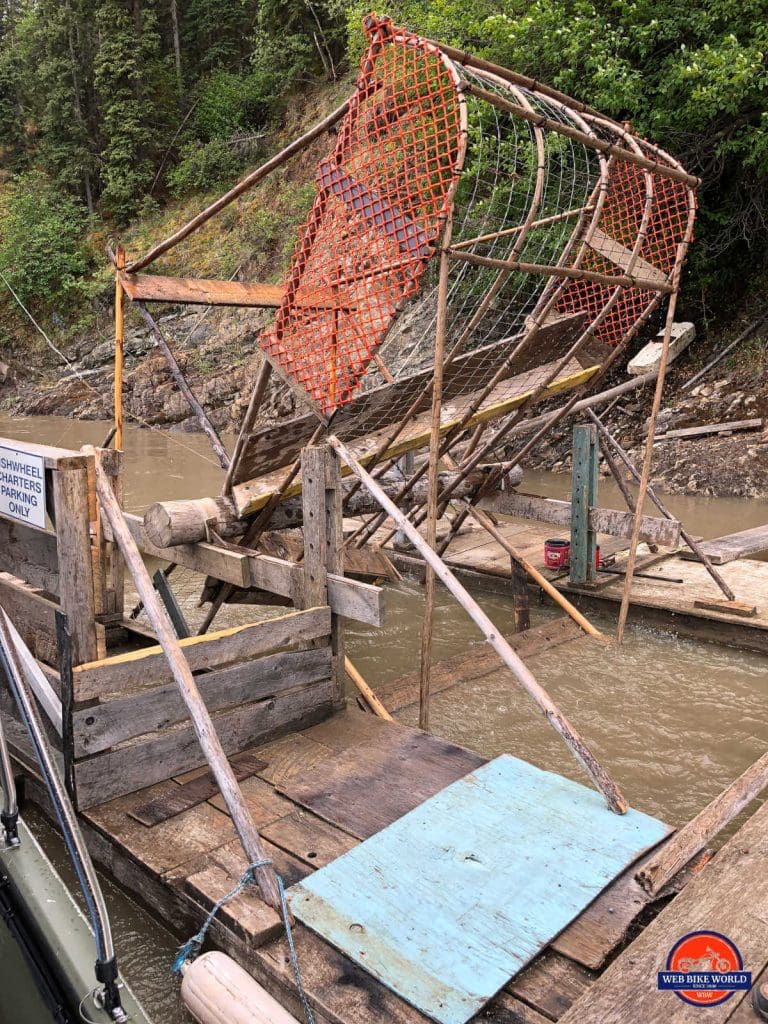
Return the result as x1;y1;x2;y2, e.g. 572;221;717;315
1;415;767;1023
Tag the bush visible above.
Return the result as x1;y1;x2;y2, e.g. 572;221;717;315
195;67;285;142
167;138;245;197
0;172;92;308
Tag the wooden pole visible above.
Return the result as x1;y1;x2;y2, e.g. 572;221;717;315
223;358;273;494
329;434;626;813
569;424;599;586
127;99;350;273
510;557;530;633
447;245;674;295
345;656;394;721
419;215;452;732
92;458;282;910
464;504;604;640
114;246;125;451
636;751;768;896
136;303;230;471
587;411;736;603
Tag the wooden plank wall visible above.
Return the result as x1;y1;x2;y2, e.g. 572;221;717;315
69;606;336;809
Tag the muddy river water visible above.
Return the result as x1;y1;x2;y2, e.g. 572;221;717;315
1;415;767;1023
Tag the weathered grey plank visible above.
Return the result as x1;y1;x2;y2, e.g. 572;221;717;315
72;606;331;701
52;463;100;664
73;645;332;755
0;519;59;594
679;524;768;565
0;572;59;664
558;799;768;1023
261;809;358;868
655;418;761;441
480;492;681;548
127;751;268;826
508;952;596;1020
74;680;335;808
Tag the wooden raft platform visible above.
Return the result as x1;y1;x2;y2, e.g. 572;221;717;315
385;517;768;655
70;707;716;1024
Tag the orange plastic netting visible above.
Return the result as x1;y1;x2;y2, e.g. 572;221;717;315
259;18;463;416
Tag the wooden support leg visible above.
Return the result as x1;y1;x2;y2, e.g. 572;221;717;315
570;424;598;586
510;557;531;632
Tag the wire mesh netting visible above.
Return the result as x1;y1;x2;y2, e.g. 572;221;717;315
252;16;695;447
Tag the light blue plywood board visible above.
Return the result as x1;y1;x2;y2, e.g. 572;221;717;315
289;754;669;1024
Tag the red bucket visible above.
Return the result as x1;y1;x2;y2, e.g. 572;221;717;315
544;540;601;570
544;539;570;568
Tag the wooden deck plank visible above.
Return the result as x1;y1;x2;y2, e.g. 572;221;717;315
254;732;336;788
207;775;295;825
508;952;596;1021
83;784;237;875
558;799;768;1023
128;751;268;826
680;524;768;564
278;724;485;840
261;809;359;868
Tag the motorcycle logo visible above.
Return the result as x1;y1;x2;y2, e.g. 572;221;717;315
658;931;752;1007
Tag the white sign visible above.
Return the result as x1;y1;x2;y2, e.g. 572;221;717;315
0;445;46;528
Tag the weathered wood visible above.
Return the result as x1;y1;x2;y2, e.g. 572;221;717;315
693;597;757;618
655;417;762;440
301;447;328;610
680;525;768;565
93;458;283;910
72;607;331;701
570;424;599;586
558;799;768;1023
52;464;100;665
122;511;250;587
128;751;269;826
261;810;358;869
114;246;125;450
510;557;531;632
278;723;485;840
1;609;62;736
344;656;393;721
0;572;59;665
636;750;768;896
74;678;335;810
509;952;596;1020
0;520;59;594
0;436;87;471
587;227;668;288
73;646;332;755
232;360;599;516
120;273;285;307
330;434;627;814
479;491;682;548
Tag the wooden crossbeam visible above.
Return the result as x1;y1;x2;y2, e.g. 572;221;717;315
587;228;669;290
118;272;343;310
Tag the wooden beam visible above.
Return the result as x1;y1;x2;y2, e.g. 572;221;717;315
122;512;250;587
72;606;331;702
119;273;285;307
679;525;768;565
479;492;681;548
0;519;59;595
0;573;59;665
570;425;599;586
587;228;668;289
655;418;762;441
636;751;768;896
0;609;62;736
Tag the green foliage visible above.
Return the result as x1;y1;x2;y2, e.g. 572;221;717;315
194;67;283;141
167;137;244;196
0;171;92;307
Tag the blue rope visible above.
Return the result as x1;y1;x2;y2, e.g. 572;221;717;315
172;858;315;1024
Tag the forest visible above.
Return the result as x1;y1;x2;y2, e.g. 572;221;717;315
0;0;766;342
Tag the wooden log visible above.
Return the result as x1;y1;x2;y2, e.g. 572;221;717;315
93;457;284;911
344;656;394;722
479;491;681;548
329;434;627;814
73;646;332;756
636;751;768;896
72;607;331;701
144;469;498;545
52;462;100;665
